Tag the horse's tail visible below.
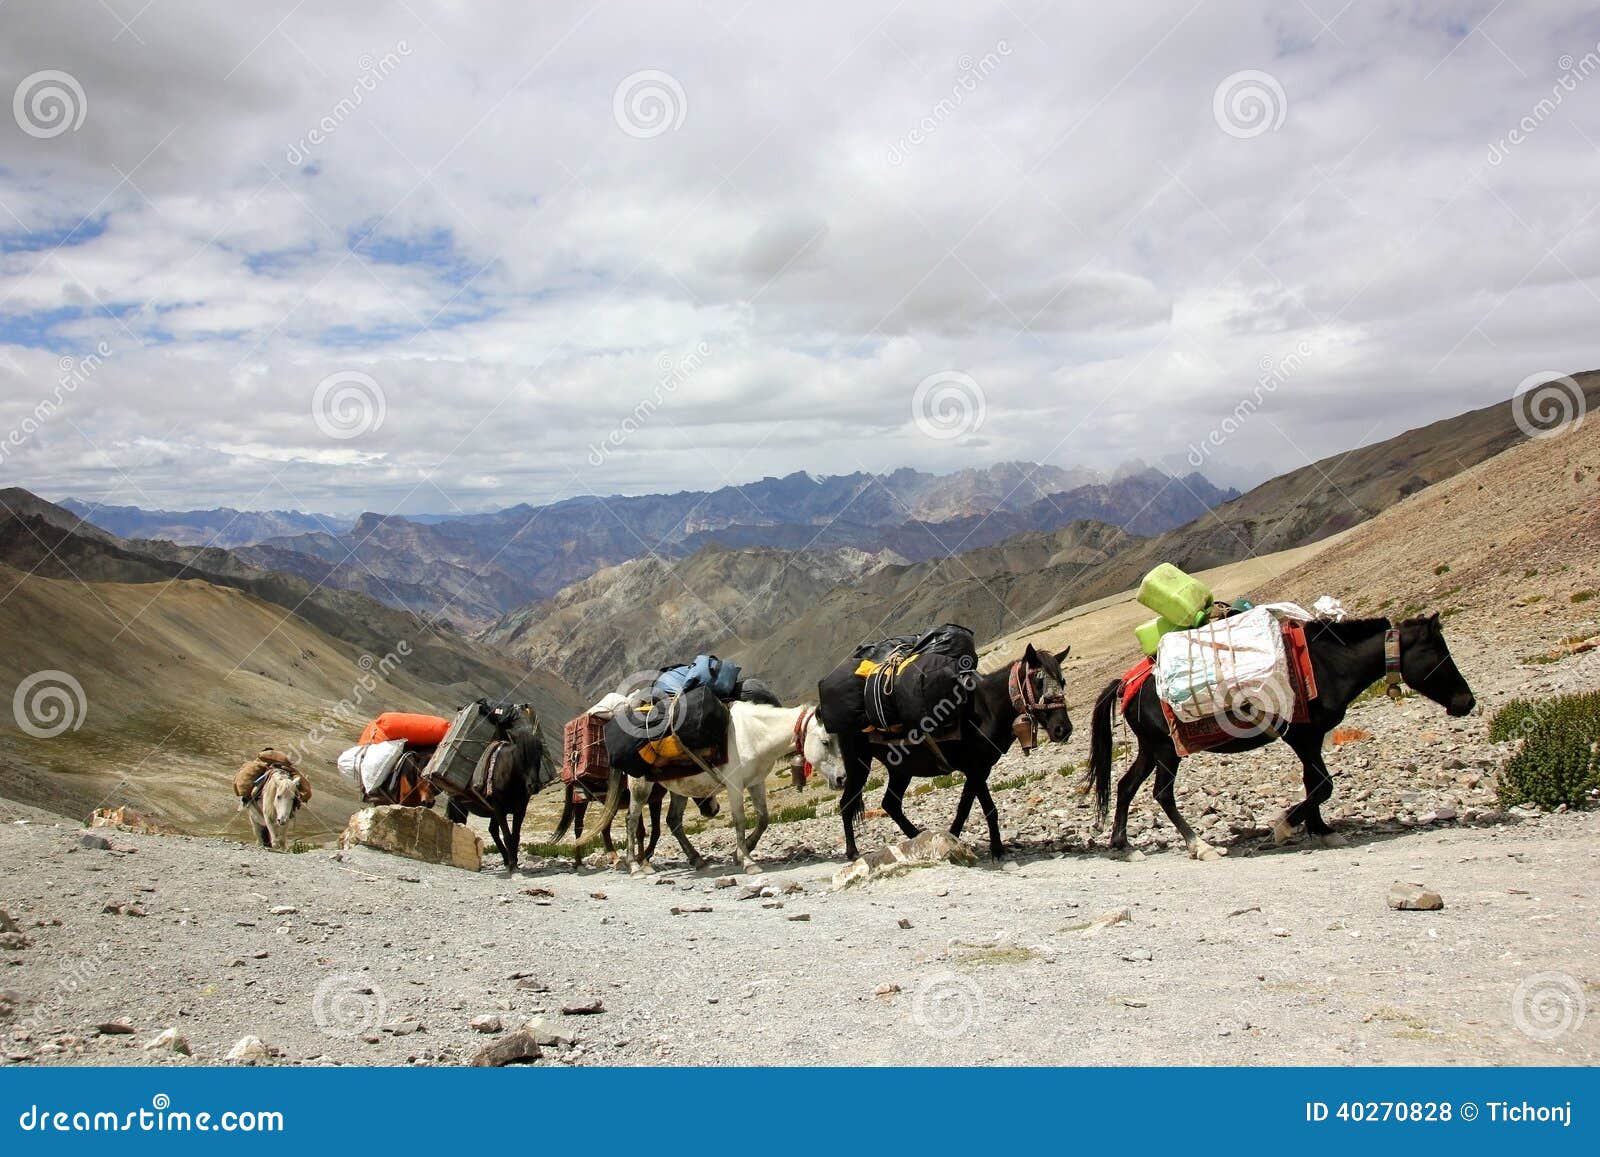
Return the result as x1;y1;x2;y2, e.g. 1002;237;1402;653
581;766;627;845
549;791;576;843
1089;679;1123;828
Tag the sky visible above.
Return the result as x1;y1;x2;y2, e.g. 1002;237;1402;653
1;0;1598;516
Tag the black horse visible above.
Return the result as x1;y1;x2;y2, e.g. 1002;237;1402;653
443;705;548;872
1089;614;1475;858
825;645;1074;861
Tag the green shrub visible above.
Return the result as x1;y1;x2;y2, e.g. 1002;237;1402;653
1571;589;1597;604
1434;564;1451;576
1493;691;1600;810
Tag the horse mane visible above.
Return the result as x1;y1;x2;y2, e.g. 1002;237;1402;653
1302;616;1391;645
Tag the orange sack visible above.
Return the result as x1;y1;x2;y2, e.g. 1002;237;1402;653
359;712;451;747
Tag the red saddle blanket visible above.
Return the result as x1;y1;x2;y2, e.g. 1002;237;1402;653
1119;620;1318;757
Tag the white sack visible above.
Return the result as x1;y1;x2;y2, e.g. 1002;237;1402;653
1155;605;1297;724
336;739;407;794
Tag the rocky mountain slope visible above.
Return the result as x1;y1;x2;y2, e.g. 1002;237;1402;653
224;464;1231;629
482;545;906;698
0;491;582;834
57;501;349;549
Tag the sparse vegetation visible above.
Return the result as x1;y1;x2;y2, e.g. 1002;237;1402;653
1434;564;1450;576
1492;691;1600;810
769;802;817;825
1571;589;1597;604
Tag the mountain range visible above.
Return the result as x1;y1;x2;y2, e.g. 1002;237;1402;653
57;462;1238;630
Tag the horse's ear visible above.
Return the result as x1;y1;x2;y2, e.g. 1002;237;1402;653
1428;612;1441;626
1023;643;1041;664
1053;647;1070;663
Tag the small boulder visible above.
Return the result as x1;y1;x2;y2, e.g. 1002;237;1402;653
225;1036;270;1064
341;806;482;872
94;1018;135;1035
144;1028;192;1055
1388;881;1444;911
79;833;112;851
471;1030;542;1067
470;1015;504;1034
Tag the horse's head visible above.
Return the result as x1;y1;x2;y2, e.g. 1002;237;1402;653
1018;644;1074;745
1399;614;1476;716
267;768;303;825
798;709;846;791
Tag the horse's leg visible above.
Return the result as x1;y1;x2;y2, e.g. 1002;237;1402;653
839;750;872;861
665;792;703;870
1109;745;1155;852
1284;735;1340;844
571;798;588;867
949;776;978;836
1151;757;1219;860
507;801;524;872
744;778;769;855
644;784;664;861
972;776;1004;860
879;767;921;840
724;785;757;872
626;780;652;875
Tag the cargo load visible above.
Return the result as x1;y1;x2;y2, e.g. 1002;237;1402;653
818;623;978;742
1154;606;1297;725
424;701;508;798
1134;615;1184;657
604;683;731;778
337;738;407;796
653;654;741;700
358;712;451;748
1137;563;1213;629
562;712;609;788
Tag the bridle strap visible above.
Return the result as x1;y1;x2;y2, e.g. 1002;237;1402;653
792;707;814;756
1384;626;1404;700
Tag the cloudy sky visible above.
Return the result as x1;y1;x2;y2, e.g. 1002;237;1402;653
1;0;1598;515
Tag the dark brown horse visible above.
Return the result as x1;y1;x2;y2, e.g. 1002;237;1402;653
819;645;1074;861
1089;614;1475;859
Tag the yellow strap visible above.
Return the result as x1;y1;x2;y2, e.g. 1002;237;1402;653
855;652;920;678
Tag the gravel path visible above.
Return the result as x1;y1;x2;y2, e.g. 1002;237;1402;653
2;796;1595;1067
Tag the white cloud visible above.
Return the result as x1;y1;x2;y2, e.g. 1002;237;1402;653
1;0;1598;513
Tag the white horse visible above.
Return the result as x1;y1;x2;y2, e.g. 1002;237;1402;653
246;767;305;851
593;702;843;875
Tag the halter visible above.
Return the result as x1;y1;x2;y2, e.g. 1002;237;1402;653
1006;659;1065;756
792;707;816;780
1384;626;1405;701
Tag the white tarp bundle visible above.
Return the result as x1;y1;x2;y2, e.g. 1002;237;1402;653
336;739;407;794
1154;605;1298;724
586;692;631;720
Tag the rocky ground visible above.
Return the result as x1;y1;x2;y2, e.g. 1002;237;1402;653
1;795;1594;1068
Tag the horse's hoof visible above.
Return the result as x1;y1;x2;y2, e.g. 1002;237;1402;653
1191;842;1225;862
1271;815;1296;846
1316;832;1348;848
1109;848;1146;863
